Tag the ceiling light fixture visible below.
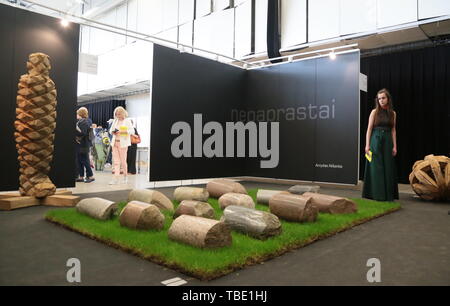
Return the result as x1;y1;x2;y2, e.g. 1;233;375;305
329;50;336;60
60;18;69;27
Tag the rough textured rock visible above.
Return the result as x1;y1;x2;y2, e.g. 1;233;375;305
302;192;358;214
128;189;174;212
15;53;57;198
76;197;117;220
409;154;450;201
168;215;232;248
174;200;215;219
119;201;165;230
256;189;285;205
218;193;255;210
222;205;282;239
206;179;247;198
174;187;209;202
288;185;320;195
269;193;318;222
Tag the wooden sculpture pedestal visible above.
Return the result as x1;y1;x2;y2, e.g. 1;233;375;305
0;190;80;211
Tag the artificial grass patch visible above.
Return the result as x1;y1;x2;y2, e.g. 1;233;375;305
45;189;400;280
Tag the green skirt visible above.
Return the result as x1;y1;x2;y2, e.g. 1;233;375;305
362;127;399;201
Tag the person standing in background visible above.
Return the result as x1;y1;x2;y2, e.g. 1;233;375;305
75;107;95;183
109;106;134;184
127;119;139;175
362;88;399;201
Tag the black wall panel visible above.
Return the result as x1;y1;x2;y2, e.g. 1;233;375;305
150;45;360;184
0;5;18;191
314;54;359;184
246;53;360;184
245;60;316;181
0;4;79;190
150;45;246;181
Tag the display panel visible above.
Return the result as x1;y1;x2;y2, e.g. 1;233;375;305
0;4;80;191
150;45;360;184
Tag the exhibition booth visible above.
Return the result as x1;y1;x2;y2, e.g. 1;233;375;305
0;1;449;287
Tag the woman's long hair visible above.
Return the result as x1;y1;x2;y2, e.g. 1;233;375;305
373;88;395;127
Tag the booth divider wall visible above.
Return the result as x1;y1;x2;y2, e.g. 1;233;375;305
0;4;80;191
150;44;360;184
245;52;359;184
150;45;247;181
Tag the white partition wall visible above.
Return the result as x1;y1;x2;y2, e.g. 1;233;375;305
196;0;212;18
137;0;163;35
179;21;194;50
340;0;377;36
115;3;127;47
214;0;232;12
126;0;138;43
418;0;450;20
194;9;235;59
308;0;341;42
155;27;178;49
178;0;195;25
235;0;253;58
76;0;450;69
162;0;179;31
377;0;417;28
280;0;307;49
254;0;268;54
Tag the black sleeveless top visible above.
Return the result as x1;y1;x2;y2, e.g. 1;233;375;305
374;109;392;128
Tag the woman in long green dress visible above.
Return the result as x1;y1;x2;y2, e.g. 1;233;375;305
362;88;399;201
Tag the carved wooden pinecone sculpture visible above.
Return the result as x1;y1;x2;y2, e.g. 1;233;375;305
14;53;57;198
409;154;450;201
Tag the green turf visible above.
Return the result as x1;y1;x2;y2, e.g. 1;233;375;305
45;189;400;280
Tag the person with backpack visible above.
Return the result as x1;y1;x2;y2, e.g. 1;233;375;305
75;107;95;183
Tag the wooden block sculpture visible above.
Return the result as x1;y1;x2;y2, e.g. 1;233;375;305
256;189;285;205
168;215;232;248
222;205;282;240
119;201;165;230
173;200;215;219
409;154;450;201
128;189;174;212
76;198;117;220
218;193;255;210
302;192;358;214
288;185;320;195
15;53;57;198
206;179;247;198
173;187;209;202
41;194;81;207
0;190;79;211
269;193;318;222
0;196;40;211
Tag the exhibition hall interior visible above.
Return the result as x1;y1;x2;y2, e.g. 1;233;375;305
0;0;449;287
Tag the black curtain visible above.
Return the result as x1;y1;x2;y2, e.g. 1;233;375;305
267;0;281;63
82;99;126;128
360;44;450;184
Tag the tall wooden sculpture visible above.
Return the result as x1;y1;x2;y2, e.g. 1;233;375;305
14;52;57;198
0;53;80;211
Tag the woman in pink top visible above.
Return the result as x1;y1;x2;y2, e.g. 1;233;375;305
108;106;135;184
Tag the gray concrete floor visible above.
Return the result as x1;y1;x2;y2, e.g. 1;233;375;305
0;182;449;286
